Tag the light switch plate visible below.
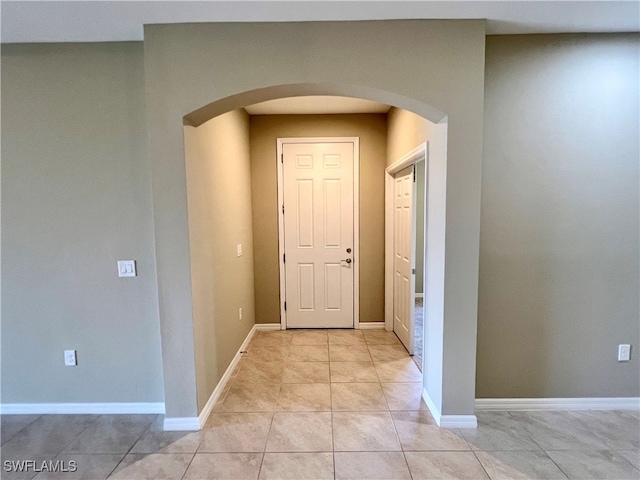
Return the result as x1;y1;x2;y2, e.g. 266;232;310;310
118;260;136;277
618;344;631;362
237;244;242;257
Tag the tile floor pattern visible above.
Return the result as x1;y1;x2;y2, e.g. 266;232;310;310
413;298;424;372
1;329;639;479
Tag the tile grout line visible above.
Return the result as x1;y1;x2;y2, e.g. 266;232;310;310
504;410;573;480
0;414;43;447
178;451;197;480
104;414;160;479
256;374;277;479
374;346;417;479
614;450;640;472
471;449;494;480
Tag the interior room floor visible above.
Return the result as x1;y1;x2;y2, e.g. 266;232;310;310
2;329;639;479
413;298;424;371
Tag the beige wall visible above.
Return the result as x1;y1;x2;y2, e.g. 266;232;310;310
386;108;428;294
144;20;485;418
249;114;387;325
478;34;640;398
387;108;435;166
4;27;637;423
386;106;450;411
1;43;165;404
184;109;255;413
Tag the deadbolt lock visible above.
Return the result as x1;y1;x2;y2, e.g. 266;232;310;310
346;248;352;253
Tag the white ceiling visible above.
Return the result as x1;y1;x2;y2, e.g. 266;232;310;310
245;96;391;115
1;1;638;44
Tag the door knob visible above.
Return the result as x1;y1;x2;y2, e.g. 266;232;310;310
341;258;352;264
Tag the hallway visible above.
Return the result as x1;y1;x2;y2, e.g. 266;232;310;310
2;328;639;479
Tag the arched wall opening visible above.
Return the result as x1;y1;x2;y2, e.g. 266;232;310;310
181;89;450;428
143;20;484;430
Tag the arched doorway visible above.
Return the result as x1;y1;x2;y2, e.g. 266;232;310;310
159;84;463;430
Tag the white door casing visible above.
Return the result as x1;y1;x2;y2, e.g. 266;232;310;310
393;165;416;353
278;138;358;329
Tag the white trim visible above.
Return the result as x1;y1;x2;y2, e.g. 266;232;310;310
194;324;263;429
440;415;478;429
475;397;640;411
276;140;287;330
0;402;165;415
385;143;428;332
358;322;386;330
384;172;394;331
415;292;424;298
276;137;360;330
163;417;201;431
353;139;360;329
254;323;282;331
387;143;428;174
423;388;477;428
164;324;282;431
423;388;442;425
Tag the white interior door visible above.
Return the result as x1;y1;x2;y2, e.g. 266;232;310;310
282;141;355;328
393;165;416;352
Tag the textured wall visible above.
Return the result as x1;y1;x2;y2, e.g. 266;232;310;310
184;109;255;413
1;43;164;404
249;114;387;325
478;34;640;398
144;19;485;417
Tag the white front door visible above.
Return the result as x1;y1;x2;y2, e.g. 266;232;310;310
281;140;355;328
393;165;416;352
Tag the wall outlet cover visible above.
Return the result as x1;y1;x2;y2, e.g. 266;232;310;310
64;350;77;366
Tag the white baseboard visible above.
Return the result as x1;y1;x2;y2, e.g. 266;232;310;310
422;389;477;428
415;293;424;298
255;323;282;331
440;415;478;428
358;322;386;330
475;397;640;411
422;388;442;425
0;402;165;415
163;417;201;431
192;324;263;430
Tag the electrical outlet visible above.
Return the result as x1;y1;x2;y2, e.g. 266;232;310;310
64;350;77;366
239;307;243;321
618;344;631;362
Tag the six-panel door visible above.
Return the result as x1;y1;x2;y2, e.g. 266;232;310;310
282;141;354;328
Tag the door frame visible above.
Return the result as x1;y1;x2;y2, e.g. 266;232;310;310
276;137;360;330
385;142;428;332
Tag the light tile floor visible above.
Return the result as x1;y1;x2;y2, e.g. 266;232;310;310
1;329;639;479
413;298;424;372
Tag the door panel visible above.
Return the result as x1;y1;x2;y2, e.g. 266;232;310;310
283;141;354;328
393;165;416;352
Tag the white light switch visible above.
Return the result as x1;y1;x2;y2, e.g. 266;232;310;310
237;244;242;257
618;344;631;362
118;260;136;277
